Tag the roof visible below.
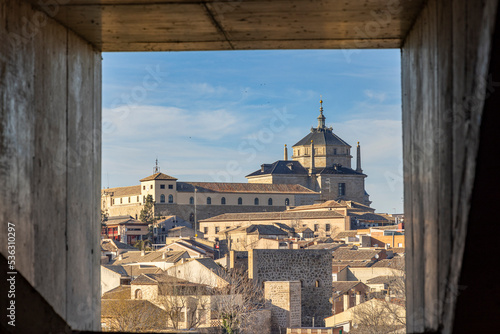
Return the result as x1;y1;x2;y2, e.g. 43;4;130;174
315;165;365;176
334;231;359;239
295;227;314;233
332;248;382;261
102;265;129;277
307;243;344;250
201;210;344;222
293;127;350;147
349;212;390;222
140;172;178;182
104;216;148;226
227;224;288;236
371;256;405;269
101;185;141;197
101;239;137;252
332;281;367;296
193;258;225;274
245;160;309;177
161;238;215;254
366;275;400;285
110;251;188;265
101;299;166;318
121;264;163;277
101;285;131;300
176;181;318;194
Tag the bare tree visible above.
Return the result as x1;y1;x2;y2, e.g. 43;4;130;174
350;260;406;333
212;268;267;334
155;270;211;330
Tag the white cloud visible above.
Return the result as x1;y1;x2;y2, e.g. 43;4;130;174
364;89;387;102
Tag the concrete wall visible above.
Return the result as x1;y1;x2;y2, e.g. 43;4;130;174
401;0;498;331
0;0;101;330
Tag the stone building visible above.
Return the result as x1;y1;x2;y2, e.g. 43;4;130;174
246;101;370;206
102;170;320;224
248;249;332;327
264;281;302;332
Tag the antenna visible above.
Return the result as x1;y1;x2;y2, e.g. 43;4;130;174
153;158;160;174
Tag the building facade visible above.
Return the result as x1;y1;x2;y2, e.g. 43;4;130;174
102;171;320;224
246;101;371;206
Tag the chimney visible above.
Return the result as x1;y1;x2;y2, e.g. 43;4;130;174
356;142;363;173
141;250;145;256
118;254;123;261
284;144;288;161
309;140;315;175
162;252;166;259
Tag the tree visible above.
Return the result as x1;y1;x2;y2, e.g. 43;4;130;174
350;260;406;334
133;239;152;251
212;268;267;334
154;271;211;330
140;194;156;224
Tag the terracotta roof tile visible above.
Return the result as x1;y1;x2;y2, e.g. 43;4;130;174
102;185;141;197
201;210;344;222
176;182;318;194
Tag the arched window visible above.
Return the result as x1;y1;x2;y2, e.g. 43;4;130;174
160;194;165;203
285;198;290;206
207;197;212;205
190;197;194;205
168;194;174;203
221;197;226;205
238;197;242;205
268;198;273;206
254;198;259;205
315;280;321;288
135;289;142;299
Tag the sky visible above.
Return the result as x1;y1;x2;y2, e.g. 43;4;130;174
102;49;403;214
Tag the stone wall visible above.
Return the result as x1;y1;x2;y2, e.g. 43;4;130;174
264;281;301;332
249;249;332;326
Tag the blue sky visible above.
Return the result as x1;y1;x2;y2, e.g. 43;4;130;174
102;49;403;213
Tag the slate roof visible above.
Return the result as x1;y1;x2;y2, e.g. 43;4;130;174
140;172;178;182
176;181;317;194
315;165;365;176
171;238;215;254
246;160;309;177
332;281;366;296
101;185;141;197
293;127;350;147
201;210;344;222
227;224;288;236
193;258;225;274
110;251;187;265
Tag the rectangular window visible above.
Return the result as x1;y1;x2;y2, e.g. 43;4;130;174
151;185;153;189
160;184;165;189
334;148;337;155
215;227;220;234
204;227;208;234
326;224;331;231
168;184;173;189
120;198;122;204
338;183;346;196
314;224;319;232
137;196;139;202
398;243;403;247
143;185;145;190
